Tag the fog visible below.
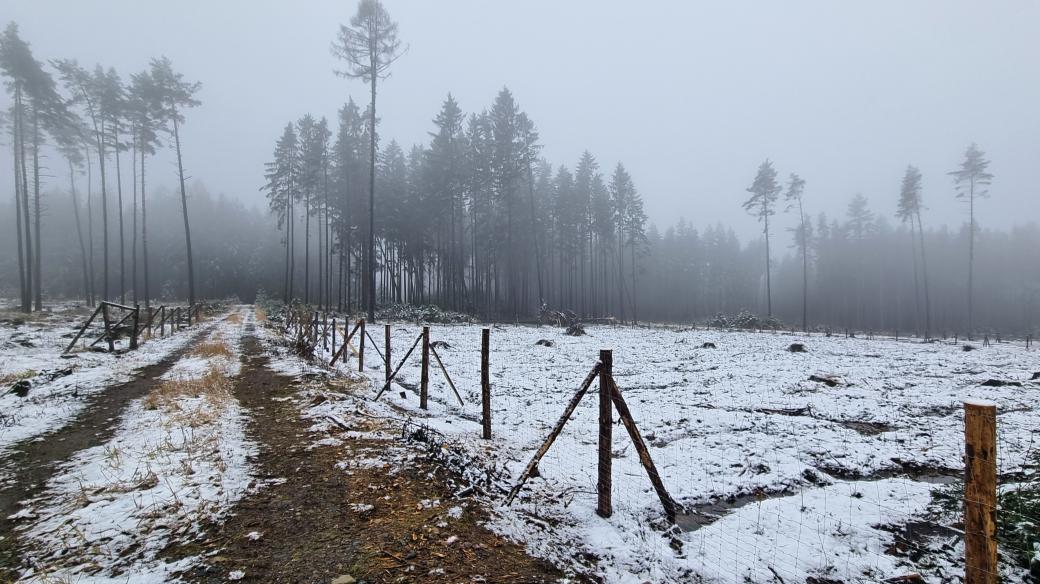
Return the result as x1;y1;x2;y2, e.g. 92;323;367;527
3;0;1038;237
2;1;1039;334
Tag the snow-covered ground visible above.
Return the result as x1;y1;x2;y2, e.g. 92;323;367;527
297;321;1040;582
0;303;204;474
14;309;256;583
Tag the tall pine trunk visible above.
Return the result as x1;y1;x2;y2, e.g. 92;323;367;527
115;129;126;304
140;147;151;309
97;121;109;302
366;67;377;322
916;211;931;339
764;212;772;318
11;95;27;311
68;159;91;306
967;177;975;339
31;102;43;311
17;87;34;313
173;116;195;306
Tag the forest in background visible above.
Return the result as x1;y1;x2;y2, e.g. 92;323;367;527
3;7;1040;337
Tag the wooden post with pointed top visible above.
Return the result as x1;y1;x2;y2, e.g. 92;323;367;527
130;304;140;350
597;348;613;518
359;319;366;372
420;326;430;409
964;399;998;584
384;324;392;384
481;328;491;439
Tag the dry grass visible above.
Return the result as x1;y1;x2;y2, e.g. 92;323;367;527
191;337;234;359
0;369;37;385
143;368;233;412
226;312;244;324
255;307;268;322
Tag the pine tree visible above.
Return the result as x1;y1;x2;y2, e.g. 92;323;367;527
263;123;299;303
149;56;201;306
127;69;162;308
784;173;809;331
897;165;931;338
743;160;781;317
332;0;404;321
949;143;992;338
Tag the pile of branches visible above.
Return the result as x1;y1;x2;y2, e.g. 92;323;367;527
401;420;511;497
377;303;475;324
708;310;785;331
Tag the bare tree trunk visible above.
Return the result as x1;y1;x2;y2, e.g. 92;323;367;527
967;178;975;339
141;148;151;309
97;120;109;302
172;116;195;306
916;210;931;339
908;220;921;335
17;87;34;314
115;129;126;304
31;103;42;311
131;127;138;306
68;159;91;306
366;68;377;322
86;147;96;305
764;212;772;318
11;96;27;311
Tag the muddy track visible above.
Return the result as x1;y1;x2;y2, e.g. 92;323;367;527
0;322;217;580
170;328;565;583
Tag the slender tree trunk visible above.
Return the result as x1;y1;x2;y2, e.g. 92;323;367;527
916;210;931;339
115;129;126;304
31;103;43;311
618;226;625;323
97;120;109;302
172;116;195;306
908;220;921;335
141;148;151;309
967;179;975;339
131;127;138;306
764;211;772;318
86;147;96;305
799;202;808;332
68;159;91;306
305;190;311;304
366;69;377;322
11;96;27;311
17;88;34;314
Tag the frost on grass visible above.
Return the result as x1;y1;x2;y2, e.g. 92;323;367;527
294;322;1040;582
16;341;254;581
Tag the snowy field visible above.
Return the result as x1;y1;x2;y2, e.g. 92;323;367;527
8;308;255;583
0;303;200;471
303;322;1040;583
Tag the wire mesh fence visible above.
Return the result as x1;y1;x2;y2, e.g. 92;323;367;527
273;306;1040;582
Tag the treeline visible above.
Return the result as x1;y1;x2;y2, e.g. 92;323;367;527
3;4;1038;337
0;22;201;313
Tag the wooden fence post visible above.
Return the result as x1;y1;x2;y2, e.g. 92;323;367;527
331;317;337;359
160;306;166;337
420;326;430;410
130;304;140;350
359;319;366;372
481;328;491;439
385;324;392;384
597;348;613;518
964;399;998;584
102;303;115;352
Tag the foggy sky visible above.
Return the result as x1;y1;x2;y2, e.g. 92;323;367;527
3;0;1038;240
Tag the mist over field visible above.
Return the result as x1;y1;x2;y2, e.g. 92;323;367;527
1;3;1039;582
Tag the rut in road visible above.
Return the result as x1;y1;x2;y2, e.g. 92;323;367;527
0;321;218;580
